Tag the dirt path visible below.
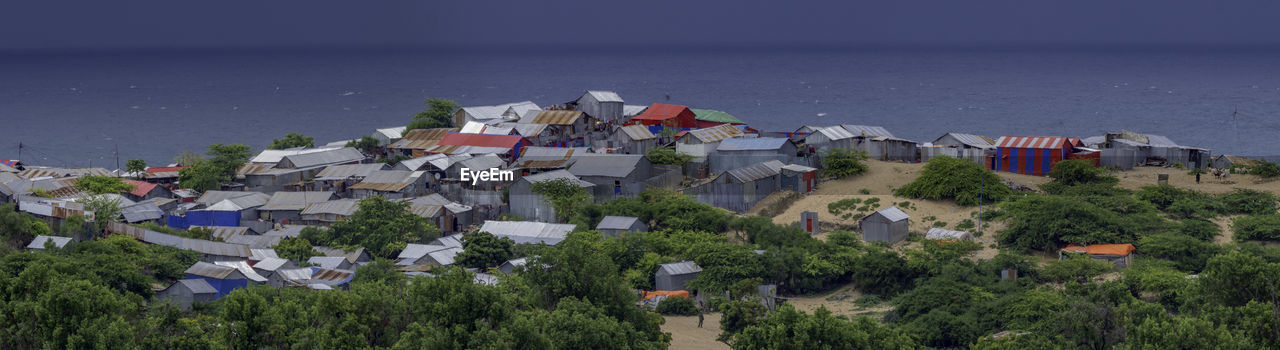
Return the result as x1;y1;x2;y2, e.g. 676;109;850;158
662;313;729;350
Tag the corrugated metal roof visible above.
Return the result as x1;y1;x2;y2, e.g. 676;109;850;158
0;163;17;173
568;155;643;178
350;170;422;192
462;101;540;122
437;133;523;149
726;160;784;183
213;260;268;282
456;154;506;172
250;248;279;260
617;124;656;141
473;272;500;286
196;191;270;207
659;261;702;275
223;235;283;249
260;191;337;211
189;226;249;241
478;221;576;245
780;164;818;173
18;167;111;179
121;201;163;223
522;170;594;188
584;90;624;103
840;125;895;138
428;247;463;266
433;234;464;247
622;105;649;117
314;164;387;180
174;279;218;295
717;137;789;151
502;123;549;137
925;228;973;240
399;243;449;260
633;103;691;121
390;128;459;150
300;199;360;216
408;203;443;218
691;108;745;124
26;235;72;249
185;262;241;279
108;222;253;258
597;216;641;230
276;268;314;281
309;268;355;285
868;206;909;222
313;247;367;264
995;136;1072;149
375;126;407;140
307;256;348;269
685;124;743;143
141;166;188;179
250;146;344;163
935;133;995;149
121;179;158;198
529;110;584;125
253;257;289;271
815;126;855;141
279;148;364;169
460;121;516;135
424;145;513;156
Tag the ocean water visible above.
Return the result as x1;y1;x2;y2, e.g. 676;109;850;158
3;49;1280;167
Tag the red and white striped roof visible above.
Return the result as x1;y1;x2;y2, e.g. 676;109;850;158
995;136;1072;149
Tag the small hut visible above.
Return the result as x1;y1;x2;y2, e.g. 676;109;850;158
596;216;648;238
654;261;702;291
860;206;909;243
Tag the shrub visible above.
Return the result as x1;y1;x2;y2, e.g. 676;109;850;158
1249;160;1280;178
646;146;692;166
1179;219;1220;241
1219;189;1278;215
655;296;698;316
932;221;948;228
895;155;1013;206
859;188;871;195
954;219;975;231
821;148;869;179
1044;255;1114;283
1136;233;1219;271
1233;215;1280;241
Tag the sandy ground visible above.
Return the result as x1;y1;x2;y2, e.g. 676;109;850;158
662;313;729;350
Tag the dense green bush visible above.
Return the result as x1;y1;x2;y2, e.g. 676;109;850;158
1137;233;1219;271
1043;255;1114;283
1249;159;1280;178
894;155;1014;206
646;146;692;166
654;296;698;316
1233;215;1280;241
820;148;869;179
997;195;1151;251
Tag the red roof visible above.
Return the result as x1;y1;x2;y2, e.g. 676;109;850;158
633;103;697;128
146;166;189;173
1061;243;1136;256
995;136;1073;150
122;179;158;198
437;133;525;148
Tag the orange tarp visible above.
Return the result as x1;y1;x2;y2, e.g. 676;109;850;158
643;290;690;300
1062;243;1136;256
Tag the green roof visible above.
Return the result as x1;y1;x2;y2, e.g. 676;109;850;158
690;108;744;124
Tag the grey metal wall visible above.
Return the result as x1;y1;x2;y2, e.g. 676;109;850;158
508;181;559;222
861;219;908;243
708;151;797;175
581;100;623;122
921;147;988;165
686;175;780;213
655;271;698;291
439;183;503;206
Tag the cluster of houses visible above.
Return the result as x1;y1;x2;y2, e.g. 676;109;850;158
0;91;1230;308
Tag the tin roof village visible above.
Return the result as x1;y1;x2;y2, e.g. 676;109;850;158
4;90;1280;348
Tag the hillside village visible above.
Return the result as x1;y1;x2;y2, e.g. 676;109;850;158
4;90;1280;348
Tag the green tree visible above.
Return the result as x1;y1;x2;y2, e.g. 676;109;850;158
531;177;593;223
820;148;868;179
74;175;135;195
1249;159;1280;178
125;159;147;175
654;296;698;316
1047;159;1111;186
406;98;459;131
1233;214;1280;241
81;194;123;232
268;132;315;149
455;232;515;269
273;236;320;262
346;135;380;154
178;143;251;192
1043;255;1114;283
895;155;1014;205
732;305;917;349
300;196;439;257
645;146;691;166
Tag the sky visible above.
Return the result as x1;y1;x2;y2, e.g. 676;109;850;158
3;1;1280;51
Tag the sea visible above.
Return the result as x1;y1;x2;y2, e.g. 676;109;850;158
3;48;1280;167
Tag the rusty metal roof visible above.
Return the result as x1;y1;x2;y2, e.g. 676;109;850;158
389;128;459;150
617;124;656;141
529;110;584;125
685;124;743;143
725;160;784;183
314;163;387;180
350;170;423;192
184;261;242;279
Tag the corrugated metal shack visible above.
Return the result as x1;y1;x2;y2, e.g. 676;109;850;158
478;221;576;245
299;199;360;225
154;279;218;311
350;170;431;199
574;90;625;123
607;124;658;155
566;155;652;201
993;136;1077;176
687;160;784;213
708;137;799;175
840;125;918;162
922;133;995;165
654;261;702;291
508;170;594;222
632;103;697;129
1083;131;1210;170
371;126;407;147
453;101;540;126
860;206;909;243
691;108;746;128
596;216;648;238
258;191;338;223
388;128;460;157
308;163;388;196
